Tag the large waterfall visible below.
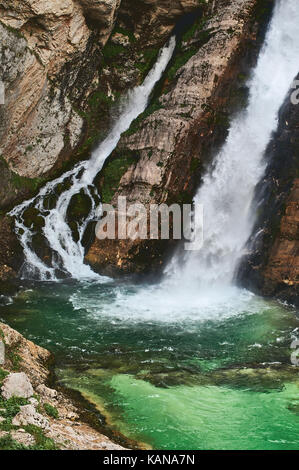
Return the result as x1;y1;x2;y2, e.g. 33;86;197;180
166;0;299;290
10;0;299;290
10;37;176;280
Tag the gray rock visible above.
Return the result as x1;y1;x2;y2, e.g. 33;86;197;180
11;429;36;446
36;384;58;399
28;397;39;407
12;404;50;430
1;372;34;400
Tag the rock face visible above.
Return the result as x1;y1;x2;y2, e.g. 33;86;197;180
1;372;34;399
0;0;201;209
12;404;50;429
0;320;52;386
238;80;299;306
0;321;126;450
0;0;202;277
86;0;273;274
0;2;88;180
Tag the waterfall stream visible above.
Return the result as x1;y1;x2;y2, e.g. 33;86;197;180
166;0;299;291
10;37;176;280
3;1;299;449
10;0;299;291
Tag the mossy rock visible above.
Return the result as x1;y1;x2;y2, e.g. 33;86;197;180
99;152;138;204
67;192;92;223
31;233;52;267
22;207;45;229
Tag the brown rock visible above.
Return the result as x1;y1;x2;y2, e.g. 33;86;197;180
86;0;270;274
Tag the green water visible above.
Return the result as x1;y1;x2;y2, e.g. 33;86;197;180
0;280;298;450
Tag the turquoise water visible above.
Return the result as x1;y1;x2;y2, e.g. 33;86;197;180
0;280;298;450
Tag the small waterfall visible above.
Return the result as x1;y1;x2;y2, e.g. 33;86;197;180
10;37;176;281
166;0;299;292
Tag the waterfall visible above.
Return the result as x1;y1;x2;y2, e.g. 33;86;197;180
9;0;299;289
10;37;176;281
166;0;299;292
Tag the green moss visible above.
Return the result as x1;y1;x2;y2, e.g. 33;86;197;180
114;27;136;44
0;395;58;449
0;367;8;386
0;425;58;450
166;47;198;81
103;43;126;59
101;153;137;204
10;172;46;192
0;396;28;421
22;207;45;229
190;158;200;173
25;424;58;450
123;100;163;137
0;434;27;450
136;48;160;79
67;192;92;223
0;156;46;195
43;403;59;419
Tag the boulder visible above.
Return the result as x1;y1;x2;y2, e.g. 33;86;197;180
12;405;50;430
1;372;34;400
11;429;36;446
36;384;58;400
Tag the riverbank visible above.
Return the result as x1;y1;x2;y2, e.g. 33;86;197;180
0;321;128;450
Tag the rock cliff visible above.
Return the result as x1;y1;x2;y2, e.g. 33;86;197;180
0;0;202;278
86;0;274;274
1;0;297;307
238;79;299;306
0;0;201;210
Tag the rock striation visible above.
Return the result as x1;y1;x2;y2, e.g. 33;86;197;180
86;0;274;274
238;79;299;306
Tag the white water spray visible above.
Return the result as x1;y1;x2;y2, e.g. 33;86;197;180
166;0;299;293
10;37;176;280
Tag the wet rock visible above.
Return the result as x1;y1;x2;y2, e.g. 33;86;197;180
1;372;34;400
86;0;273;274
239;74;299;306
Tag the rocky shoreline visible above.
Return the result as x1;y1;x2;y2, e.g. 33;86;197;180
0;321;127;450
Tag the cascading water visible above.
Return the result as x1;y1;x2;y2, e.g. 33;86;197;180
10;37;176;280
166;0;299;292
9;0;299;297
3;0;299;450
